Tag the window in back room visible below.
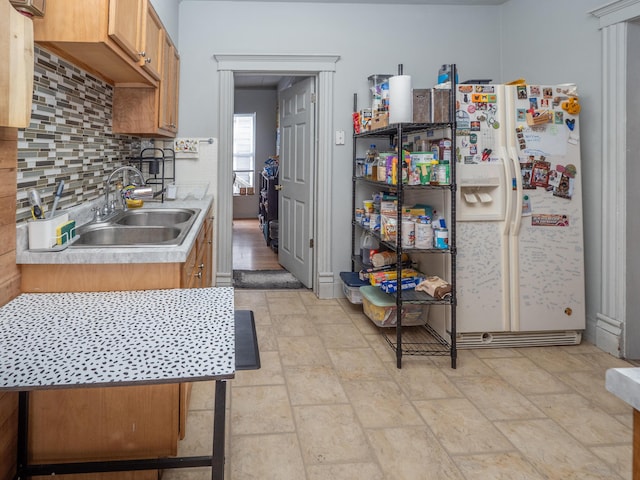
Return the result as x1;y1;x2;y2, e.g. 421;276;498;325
233;113;256;196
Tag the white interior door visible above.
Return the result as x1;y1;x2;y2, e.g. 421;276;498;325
278;77;315;287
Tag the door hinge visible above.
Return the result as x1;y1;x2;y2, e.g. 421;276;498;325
311;93;316;104
310;239;314;248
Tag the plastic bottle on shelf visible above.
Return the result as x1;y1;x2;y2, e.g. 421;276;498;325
437;64;458;85
365;144;378;179
376;152;387;182
360;232;379;266
430;160;440;185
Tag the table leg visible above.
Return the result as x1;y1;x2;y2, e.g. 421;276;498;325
16;391;29;478
212;380;227;480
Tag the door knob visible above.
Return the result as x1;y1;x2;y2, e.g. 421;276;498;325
275;185;283;191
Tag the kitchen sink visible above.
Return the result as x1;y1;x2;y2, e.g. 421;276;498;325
70;208;201;248
115;209;197;227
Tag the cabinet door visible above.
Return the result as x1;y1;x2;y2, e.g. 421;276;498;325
159;35;179;133
141;4;162;81
108;0;144;63
29;385;180;462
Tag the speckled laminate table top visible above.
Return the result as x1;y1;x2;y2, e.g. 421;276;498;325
0;287;235;390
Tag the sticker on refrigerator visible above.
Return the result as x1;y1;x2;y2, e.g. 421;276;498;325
522;195;532;216
456;110;471;129
531;214;569;227
517;86;528;99
554;111;564;124
553;174;574;199
530;160;551;188
548;169;562;189
520;162;535;189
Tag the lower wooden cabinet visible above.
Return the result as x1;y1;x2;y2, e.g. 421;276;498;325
29;385;179;460
182;207;214;289
19;209;214;479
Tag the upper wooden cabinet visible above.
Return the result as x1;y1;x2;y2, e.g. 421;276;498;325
159;35;179;133
1;1;34;128
33;0;158;86
111;0;162;82
112;32;180;138
141;5;163;81
108;0;144;63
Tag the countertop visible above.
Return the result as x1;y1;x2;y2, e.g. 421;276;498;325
16;196;213;265
605;367;640;410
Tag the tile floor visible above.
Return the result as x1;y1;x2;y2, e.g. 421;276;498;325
162;289;635;480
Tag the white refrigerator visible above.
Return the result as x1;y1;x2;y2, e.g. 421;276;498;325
453;83;585;348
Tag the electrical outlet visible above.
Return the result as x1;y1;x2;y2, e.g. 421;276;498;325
335;130;345;145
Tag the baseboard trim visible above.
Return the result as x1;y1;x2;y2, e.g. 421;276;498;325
595;312;623;358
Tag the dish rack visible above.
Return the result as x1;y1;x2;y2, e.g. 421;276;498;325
127;148;176;202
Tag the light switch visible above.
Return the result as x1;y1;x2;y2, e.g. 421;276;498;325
335;130;345;145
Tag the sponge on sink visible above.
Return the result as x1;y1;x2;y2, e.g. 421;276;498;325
56;220;76;245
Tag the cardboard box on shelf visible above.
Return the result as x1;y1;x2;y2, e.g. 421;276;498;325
432;89;451;123
372;111;389;130
413;88;431;123
361;109;373;131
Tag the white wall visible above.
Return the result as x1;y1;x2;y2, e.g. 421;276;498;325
175;0;607;342
149;0;180;47
234;88;278;219
176;0;502;285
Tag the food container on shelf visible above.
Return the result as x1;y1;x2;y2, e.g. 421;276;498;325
340;272;369;304
359;285;428;327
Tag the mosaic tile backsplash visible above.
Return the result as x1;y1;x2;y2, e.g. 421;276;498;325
16;47;141;223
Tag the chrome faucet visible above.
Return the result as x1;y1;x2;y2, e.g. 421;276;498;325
102;165;151;218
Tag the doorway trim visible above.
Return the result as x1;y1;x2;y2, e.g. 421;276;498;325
589;0;640;357
213;54;340;298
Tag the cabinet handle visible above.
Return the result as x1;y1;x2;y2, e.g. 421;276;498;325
139;51;146;57
198;263;205;270
208;240;213;245
194;271;202;279
146;58;152;64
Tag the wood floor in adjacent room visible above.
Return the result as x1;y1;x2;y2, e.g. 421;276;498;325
232;218;282;271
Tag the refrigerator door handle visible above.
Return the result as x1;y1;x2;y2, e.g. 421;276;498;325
508;146;523;236
498;145;513;236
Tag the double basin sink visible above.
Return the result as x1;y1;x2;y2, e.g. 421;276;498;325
70;208;201;247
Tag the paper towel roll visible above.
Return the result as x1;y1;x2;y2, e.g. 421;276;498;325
389;75;413;124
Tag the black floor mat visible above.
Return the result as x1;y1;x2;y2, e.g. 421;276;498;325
235;310;261;370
